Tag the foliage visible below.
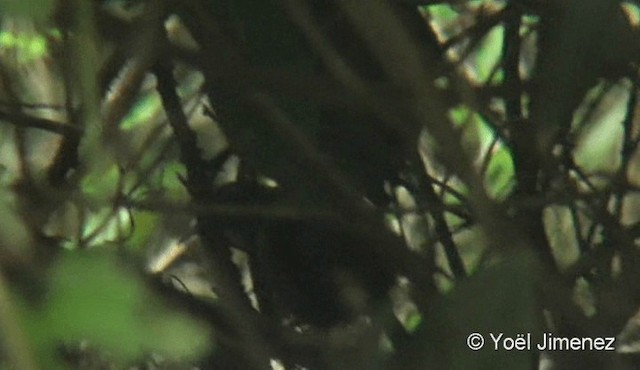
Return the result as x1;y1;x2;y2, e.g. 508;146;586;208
0;0;640;369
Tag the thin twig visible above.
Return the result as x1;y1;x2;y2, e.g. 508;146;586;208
0;109;80;137
119;196;336;223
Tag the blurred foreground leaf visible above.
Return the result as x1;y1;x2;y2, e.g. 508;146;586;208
0;0;55;21
21;250;211;368
415;251;539;370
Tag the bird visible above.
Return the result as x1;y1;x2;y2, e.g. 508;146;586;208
196;0;444;327
209;176;397;328
249;216;397;328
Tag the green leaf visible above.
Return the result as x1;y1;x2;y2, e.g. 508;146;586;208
121;94;162;130
128;211;160;250
449;105;472;127
427;4;459;23
0;0;55;20
22;250;211;367
484;147;515;200
161;161;190;202
472;25;504;83
423;251;540;370
0;31;50;62
405;312;422;333
80;163;120;205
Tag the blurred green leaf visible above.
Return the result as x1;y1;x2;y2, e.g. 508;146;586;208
484;147;515;200
472;25;503;83
405;312;422;333
0;0;55;21
161;161;190;202
80;163;120;204
421;251;540;370
121;94;161;131
573;84;627;173
427;4;459;23
449;105;472;127
489;68;504;85
21;250;211;367
128;211;160;251
0;31;50;62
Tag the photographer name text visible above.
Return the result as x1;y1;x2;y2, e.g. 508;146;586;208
490;333;615;351
466;332;616;351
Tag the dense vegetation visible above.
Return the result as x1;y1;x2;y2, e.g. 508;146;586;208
1;0;640;369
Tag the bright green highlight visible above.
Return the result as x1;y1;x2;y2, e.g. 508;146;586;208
121;94;162;130
0;31;49;62
484;145;515;200
473;25;504;83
